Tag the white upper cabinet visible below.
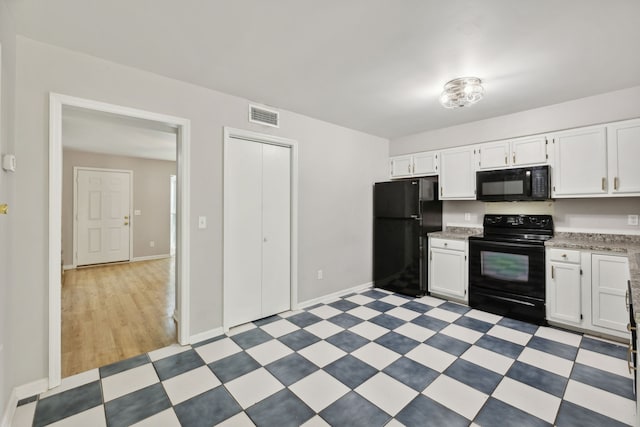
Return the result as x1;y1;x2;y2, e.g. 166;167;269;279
440;146;476;200
607;119;640;195
390;155;413;178
551;126;608;197
511;135;548;166
412;151;439;176
477;135;548;170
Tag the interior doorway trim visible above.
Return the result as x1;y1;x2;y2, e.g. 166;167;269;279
222;127;299;331
49;93;191;388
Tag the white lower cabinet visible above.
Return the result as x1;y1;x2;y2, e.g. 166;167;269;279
428;237;468;303
545;248;630;338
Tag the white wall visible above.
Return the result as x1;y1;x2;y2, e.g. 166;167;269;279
390;86;640;234
0;0;17;416
11;37;389;388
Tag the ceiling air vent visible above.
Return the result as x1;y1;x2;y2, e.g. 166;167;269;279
249;104;279;128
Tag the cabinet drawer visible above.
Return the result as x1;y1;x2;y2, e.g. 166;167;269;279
430;238;465;251
548;248;580;263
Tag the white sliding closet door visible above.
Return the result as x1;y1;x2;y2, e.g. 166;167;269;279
225;137;291;329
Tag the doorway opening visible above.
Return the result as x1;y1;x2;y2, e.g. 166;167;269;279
49;94;191;388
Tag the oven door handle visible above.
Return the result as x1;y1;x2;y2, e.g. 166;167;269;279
470;240;544;251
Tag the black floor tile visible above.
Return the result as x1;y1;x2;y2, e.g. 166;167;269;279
401;300;434;314
17;395;37;406
474;397;551;427
439;301;470;315
454;316;493;333
33;381;102;427
425;333;471;357
411;314;448;332
324;355;378;389
320;392;391;427
99;353;150;378
362;289;389;299
173;386;242;427
153;349;205;381
208;351;261;383
278;329;321;351
326;330;369;353
327;312;364;328
396;394;470;427
375;331;420;355
247;389;314;427
580;336;626;360
554;400;629;427
497;317;538;334
383;357;439;392
444;358;502;395
365;300;396;313
475;334;524;359
506;360;568;397
104;383;171;427
229;328;273;350
570;363;634;400
369;313;405;330
265;353;319;386
286;312;323;328
328;299;359;312
527;336;578;360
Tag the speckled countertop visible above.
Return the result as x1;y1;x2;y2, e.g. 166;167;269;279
545;232;640;323
427;226;482;240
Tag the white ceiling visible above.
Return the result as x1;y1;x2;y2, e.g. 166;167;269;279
10;0;640;139
62;106;177;161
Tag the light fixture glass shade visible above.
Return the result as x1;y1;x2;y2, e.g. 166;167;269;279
440;77;484;109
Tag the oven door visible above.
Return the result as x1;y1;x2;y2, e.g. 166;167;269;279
469;239;545;299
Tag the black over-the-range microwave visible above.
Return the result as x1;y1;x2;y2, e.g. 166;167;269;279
476;165;550;202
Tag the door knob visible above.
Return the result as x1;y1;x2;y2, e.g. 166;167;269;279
124;215;129;219
124;222;129;225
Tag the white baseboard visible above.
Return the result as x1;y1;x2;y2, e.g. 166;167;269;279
132;254;172;262
296;282;373;310
1;378;48;427
63;264;75;271
190;327;224;346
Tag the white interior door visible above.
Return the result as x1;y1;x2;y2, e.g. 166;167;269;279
225;137;291;328
76;168;131;266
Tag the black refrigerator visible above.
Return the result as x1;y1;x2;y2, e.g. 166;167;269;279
373;177;442;296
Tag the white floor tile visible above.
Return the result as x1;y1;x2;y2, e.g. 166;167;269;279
131;408;181;427
260;319;299;338
290;370;349;412
393;322;436;342
345;294;375;306
405;344;456;372
416;295;444;307
228;323;257;336
48;406;106;427
464;309;502;324
304;320;344;339
349;321;389;341
301;415;331;427
40;369;100;398
101;363;159;402
440;324;483;344
575;348;631;378
380;295;411;306
298;341;346;368
563;380;636;426
225;368;284;409
10;402;37;427
423;375;488;420
460;346;514;375
148;344;191;362
246;339;293;365
195;338;242;364
355;373;418;416
351;342;401;370
487;325;532;346
161;365;221;405
216;411;256;426
492;377;561;423
425;307;461;323
347;306;380;320
517;347;573;377
386;307;421;321
308;305;343;320
534;326;582;347
385;420;405;427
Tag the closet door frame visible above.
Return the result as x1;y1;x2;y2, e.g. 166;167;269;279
222;127;299;331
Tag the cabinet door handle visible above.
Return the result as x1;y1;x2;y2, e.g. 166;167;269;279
504;155;508;165
614;177;619;190
551;265;555;279
408;164;411;173
430;250;432;261
628;346;637;374
626;289;630;311
602;177;606;191
513;153;516;164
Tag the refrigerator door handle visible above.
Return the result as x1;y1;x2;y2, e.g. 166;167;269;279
410;215;419;219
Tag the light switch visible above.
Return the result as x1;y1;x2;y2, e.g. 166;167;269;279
198;216;207;229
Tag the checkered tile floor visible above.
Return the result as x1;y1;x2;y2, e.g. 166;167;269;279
12;288;636;426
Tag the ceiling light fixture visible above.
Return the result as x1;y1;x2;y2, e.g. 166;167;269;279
440;77;484;109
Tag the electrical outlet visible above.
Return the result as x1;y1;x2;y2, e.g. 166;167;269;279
198;216;207;229
317;270;323;280
464;212;471;221
149;241;155;247
628;214;639;226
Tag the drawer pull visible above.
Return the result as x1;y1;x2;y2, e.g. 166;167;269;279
551;265;555;279
628;345;637;374
626;290;630;311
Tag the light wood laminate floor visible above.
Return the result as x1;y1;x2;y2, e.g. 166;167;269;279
62;258;176;377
